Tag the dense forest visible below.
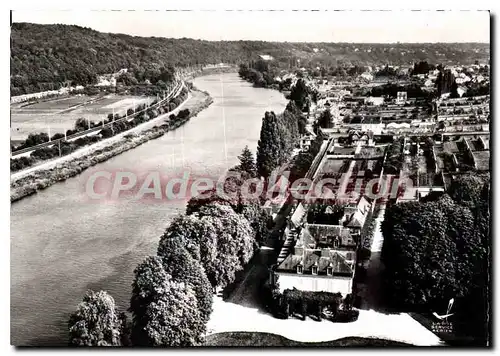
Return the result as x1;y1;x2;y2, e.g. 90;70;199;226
11;22;489;95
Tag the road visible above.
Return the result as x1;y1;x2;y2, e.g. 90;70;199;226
357;203;386;311
225;248;276;308
11;85;190;181
11;81;183;158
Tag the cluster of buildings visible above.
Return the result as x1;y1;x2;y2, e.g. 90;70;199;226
11;69;135;104
266;61;490;300
269;132;386;297
422;64;489;98
273;146;378;296
96;68;131;87
10;85;84;104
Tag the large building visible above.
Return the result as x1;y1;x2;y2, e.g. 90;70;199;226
276;223;357;296
274;196;373;297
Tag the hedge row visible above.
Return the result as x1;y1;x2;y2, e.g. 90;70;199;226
262;279;359;323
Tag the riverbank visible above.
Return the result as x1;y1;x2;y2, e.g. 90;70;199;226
11;89;213;203
182;65;237;80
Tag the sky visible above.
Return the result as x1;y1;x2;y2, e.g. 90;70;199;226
12;10;490;43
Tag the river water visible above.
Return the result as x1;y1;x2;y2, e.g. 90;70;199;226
10;73;287;346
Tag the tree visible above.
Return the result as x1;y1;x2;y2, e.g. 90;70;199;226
141;291;203;346
156;80;167;89
436;69;455;96
158;214;218;274
236;146;257;177
157;238;213;323
240;204;272;245
448;174;489;209
197;203;255;269
185;187;236;215
68;290;124;346
51;133;65;141
100;127;113;138
276;113;294;165
238;63;250;79
280;102;301;153
160;203;255;290
342;294;354;311
299;118;309;137
24;132;49;147
318;109;333;128
381;200;454;309
74;118;89;132
450;80;459;98
290;78;309;111
375;65;398;77
412;61;435;75
256;111;282;178
130;256;204;346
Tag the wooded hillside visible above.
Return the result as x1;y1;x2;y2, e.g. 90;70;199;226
11;22;489;95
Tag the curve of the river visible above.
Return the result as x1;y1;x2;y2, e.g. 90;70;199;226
10;73;287;346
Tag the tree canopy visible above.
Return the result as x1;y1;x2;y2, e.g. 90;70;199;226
130;256;204;346
159;203;255;289
257;111;283;178
256;102;303;179
290;79;310;111
68;290;124;346
318;109;334;129
11;23;489;95
157;238;213;323
381;174;490;343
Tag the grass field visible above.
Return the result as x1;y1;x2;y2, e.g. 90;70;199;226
11;94;153;142
204;332;412;347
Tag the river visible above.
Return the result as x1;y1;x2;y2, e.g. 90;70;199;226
10;73;288;346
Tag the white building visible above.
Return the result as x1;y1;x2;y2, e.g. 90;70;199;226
475;75;486;83
364;97;384;106
259;54;274;61
455;73;471;85
360;72;373;81
396;91;408;104
457;87;467;98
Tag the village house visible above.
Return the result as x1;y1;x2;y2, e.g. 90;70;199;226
300;130;317;151
348;130;374;146
396;91;408;104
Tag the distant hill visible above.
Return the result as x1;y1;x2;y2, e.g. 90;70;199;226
10;22;490;95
